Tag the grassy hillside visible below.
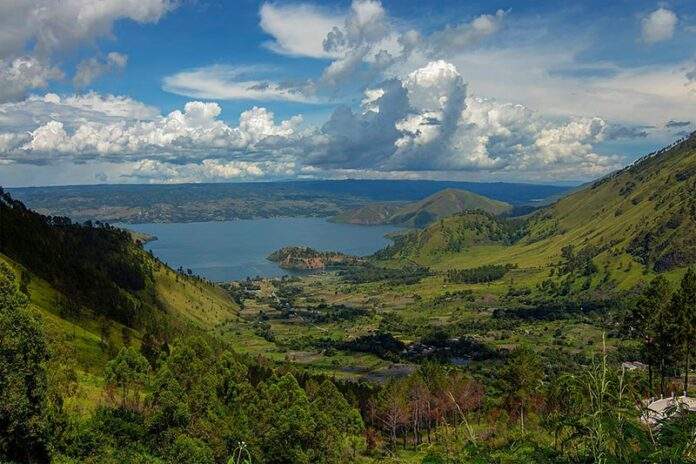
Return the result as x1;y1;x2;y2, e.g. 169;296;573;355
335;188;512;227
0;189;238;384
381;133;696;289
378;210;523;259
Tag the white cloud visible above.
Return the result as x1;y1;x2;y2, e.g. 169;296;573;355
0;63;642;183
0;93;159;135
0;0;172;58
0;0;173;102
427;10;506;55
259;0;505;92
641;8;677;44
311;61;622;178
1;97;303;163
439;44;696;128
162;65;319;103
259;2;342;58
126;158;298;183
74;52;128;87
0;56;63;102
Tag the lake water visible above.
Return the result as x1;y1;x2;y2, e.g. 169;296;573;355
123;218;400;282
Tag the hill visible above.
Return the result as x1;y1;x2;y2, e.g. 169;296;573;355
380;133;696;288
0;188;238;371
334;188;512;227
377;210;524;259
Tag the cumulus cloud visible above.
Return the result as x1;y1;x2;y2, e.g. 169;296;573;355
641;8;678;43
259;0;505;92
0;93;159;134
0;97;303;164
259;3;342;58
0;61;625;182
312;61;621;178
125;159;298;183
0;0;172;58
162;65;318;103
0;56;63;102
0;0;173;102
74;52;128;87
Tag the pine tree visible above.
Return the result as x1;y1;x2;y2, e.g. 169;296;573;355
672;268;696;394
633;275;675;396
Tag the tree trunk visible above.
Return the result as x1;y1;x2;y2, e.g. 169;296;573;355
648;363;653;396
684;344;690;395
660;358;666;397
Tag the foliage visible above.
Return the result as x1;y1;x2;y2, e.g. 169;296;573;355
104;347;150;409
445;264;511;284
339;264;430;285
0;189;153;327
0;263;52;463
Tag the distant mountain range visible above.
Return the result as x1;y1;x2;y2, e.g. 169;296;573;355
333;188;512;227
6;180;569;224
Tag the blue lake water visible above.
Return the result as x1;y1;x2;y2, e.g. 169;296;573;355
123;218;400;282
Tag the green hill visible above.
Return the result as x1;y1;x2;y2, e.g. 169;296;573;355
378;210;523;259
0;189;238;374
381;133;696;288
334;188;512;227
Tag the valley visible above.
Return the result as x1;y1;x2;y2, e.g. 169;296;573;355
1;134;695;463
4;2;696;463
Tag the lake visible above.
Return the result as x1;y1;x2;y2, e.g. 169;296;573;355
123;218;400;281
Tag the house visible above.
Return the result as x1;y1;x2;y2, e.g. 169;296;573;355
642;393;696;425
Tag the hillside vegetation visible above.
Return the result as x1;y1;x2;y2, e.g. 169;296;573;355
381;133;696;288
335;188;512;227
0;188;238;380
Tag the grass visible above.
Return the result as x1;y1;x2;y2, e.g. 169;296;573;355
1;250;240;414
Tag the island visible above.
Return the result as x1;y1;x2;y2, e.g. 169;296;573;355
268;246;364;270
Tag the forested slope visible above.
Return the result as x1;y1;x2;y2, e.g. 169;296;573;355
0;189;238;373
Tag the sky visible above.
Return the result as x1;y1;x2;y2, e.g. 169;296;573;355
1;0;695;187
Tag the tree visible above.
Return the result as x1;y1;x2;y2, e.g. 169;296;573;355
0;263;51;462
499;346;543;433
145;365;191;434
309;380;364;462
104;347;149;410
633;275;675;396
246;374;317;463
376;379;409;449
672;267;696;394
168;434;214;464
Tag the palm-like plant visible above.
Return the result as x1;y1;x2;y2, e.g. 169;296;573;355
562;337;647;463
228;441;252;464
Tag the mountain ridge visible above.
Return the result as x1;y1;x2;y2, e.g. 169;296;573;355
379;133;696;287
334;188;512;227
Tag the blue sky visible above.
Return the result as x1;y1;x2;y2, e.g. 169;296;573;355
1;0;695;186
